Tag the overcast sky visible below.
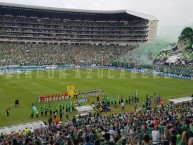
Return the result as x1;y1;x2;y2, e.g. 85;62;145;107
0;0;192;39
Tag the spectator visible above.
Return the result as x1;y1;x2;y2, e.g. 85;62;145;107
85;135;94;145
188;137;193;145
178;131;188;145
152;126;161;144
100;133;115;145
142;134;150;145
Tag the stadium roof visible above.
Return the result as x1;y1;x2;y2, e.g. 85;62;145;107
0;2;158;21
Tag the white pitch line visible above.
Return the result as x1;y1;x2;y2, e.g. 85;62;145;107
25;80;59;93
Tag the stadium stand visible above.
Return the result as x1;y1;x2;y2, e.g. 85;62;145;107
0;101;193;145
153;27;193;69
2;2;192;145
0;2;157;46
0;2;157;66
0;43;132;66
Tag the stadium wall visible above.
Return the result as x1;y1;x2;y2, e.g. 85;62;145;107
148;20;158;41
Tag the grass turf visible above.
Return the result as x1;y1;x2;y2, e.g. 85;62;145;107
0;68;193;127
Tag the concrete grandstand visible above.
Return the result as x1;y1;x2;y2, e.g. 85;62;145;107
0;2;158;46
0;2;158;66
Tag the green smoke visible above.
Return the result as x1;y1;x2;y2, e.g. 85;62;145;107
116;26;193;66
117;38;172;66
132;38;172;65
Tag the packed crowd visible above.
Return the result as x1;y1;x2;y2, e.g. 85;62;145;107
0;42;132;66
153;49;193;69
1;97;193;145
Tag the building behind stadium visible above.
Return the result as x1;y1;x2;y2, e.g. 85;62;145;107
0;2;158;46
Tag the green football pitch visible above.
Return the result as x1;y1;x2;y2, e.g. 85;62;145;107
0;68;193;127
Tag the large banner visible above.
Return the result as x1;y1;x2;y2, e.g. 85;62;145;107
67;86;75;97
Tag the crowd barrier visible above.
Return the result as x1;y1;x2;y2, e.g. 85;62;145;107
0;65;192;80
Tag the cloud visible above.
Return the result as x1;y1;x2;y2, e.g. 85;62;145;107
63;3;76;9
